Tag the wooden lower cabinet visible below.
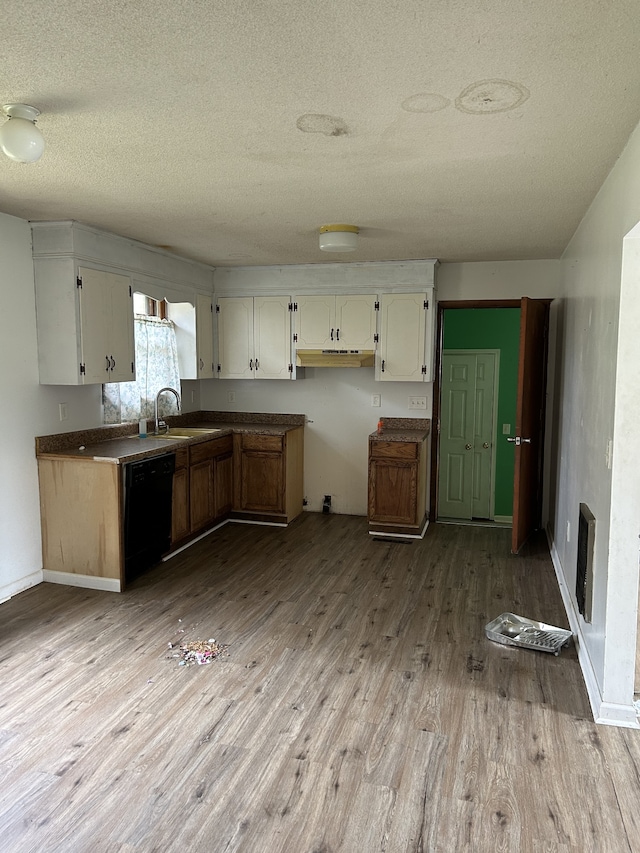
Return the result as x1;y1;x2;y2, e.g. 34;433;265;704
233;427;304;523
189;435;233;534
368;437;428;537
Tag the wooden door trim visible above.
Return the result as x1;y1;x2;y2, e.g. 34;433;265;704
429;300;550;522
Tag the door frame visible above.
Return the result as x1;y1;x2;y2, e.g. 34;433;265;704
430;300;521;521
439;348;501;521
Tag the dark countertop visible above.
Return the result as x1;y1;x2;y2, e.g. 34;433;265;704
36;411;306;464
369;417;430;443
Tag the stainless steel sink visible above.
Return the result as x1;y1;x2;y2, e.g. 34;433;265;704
155;427;222;439
129;427;222;440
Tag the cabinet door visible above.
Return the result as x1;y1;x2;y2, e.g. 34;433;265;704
107;272;135;382
78;269;111;384
295;296;335;348
196;294;215;379
368;458;418;524
171;467;190;543
254;296;292;379
78;268;134;384
237;450;285;513
214;452;234;517
378;293;427;382
217;297;254;379
189;460;214;532
335;295;377;349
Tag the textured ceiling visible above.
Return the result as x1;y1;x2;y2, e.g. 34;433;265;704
2;0;640;267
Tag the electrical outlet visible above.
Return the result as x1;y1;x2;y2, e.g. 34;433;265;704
371;394;381;407
227;391;236;403
59;402;68;422
408;396;427;410
502;423;511;434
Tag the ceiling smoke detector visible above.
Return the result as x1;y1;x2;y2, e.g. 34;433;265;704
319;224;359;252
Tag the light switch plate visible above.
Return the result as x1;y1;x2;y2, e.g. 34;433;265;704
502;423;511;434
408;396;427;410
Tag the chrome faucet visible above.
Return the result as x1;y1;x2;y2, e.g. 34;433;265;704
154;387;181;434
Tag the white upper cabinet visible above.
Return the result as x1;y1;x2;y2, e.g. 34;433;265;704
377;291;436;382
217;296;293;380
295;294;377;349
195;293;215;378
34;260;135;385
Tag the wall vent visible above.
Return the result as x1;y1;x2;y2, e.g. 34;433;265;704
576;503;595;623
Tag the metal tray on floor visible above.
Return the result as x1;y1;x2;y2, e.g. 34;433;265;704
485;612;572;655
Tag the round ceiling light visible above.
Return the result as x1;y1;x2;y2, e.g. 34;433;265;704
319;224;359;252
0;104;45;163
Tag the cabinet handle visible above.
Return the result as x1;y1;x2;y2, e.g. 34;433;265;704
381;359;385;373
330;328;334;341
336;328;340;341
255;358;259;370
110;356;116;370
199;358;204;370
249;358;254;370
105;355;110;372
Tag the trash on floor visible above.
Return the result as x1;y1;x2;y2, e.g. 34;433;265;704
485;612;572;655
170;638;229;666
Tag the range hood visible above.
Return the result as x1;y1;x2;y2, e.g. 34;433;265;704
296;349;375;368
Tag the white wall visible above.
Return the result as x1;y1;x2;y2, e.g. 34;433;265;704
549;119;640;725
206;259;561;516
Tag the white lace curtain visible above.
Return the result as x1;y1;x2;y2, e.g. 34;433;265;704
103;316;180;424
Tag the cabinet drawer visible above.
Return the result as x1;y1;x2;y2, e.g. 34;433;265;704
174;447;189;470
189;435;233;465
241;434;284;453
369;440;418;460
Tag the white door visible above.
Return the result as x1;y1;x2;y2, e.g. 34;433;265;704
107;272;135;382
335;295;377;349
295;295;335;348
79;268;134;384
78;268;110;384
378;293;427;381
217;297;254;379
438;350;498;519
254;296;292;379
196;294;214;378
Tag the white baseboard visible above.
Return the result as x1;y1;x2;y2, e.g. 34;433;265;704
546;527;640;729
43;570;121;593
0;569;43;604
493;515;513;525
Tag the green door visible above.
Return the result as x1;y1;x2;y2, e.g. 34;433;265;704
438;350;498;520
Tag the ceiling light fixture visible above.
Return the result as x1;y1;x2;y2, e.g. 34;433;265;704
319;224;359;252
0;104;45;163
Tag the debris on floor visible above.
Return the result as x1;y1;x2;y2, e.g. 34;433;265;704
168;637;229;667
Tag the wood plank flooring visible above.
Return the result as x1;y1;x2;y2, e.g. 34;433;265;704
1;514;639;852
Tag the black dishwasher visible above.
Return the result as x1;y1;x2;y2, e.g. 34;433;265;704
124;453;176;583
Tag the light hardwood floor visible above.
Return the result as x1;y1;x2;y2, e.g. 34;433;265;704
1;514;639;852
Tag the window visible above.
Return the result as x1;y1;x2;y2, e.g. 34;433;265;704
103;294;181;424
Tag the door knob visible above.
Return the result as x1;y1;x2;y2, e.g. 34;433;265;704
483;442;489;449
507;436;532;446
465;443;472;450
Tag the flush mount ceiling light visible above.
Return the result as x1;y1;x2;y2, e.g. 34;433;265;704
0;104;45;163
319;224;359;252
